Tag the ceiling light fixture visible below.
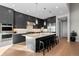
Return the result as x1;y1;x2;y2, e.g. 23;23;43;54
49;11;52;13
27;10;29;12
44;21;46;26
44;8;46;10
12;4;15;7
56;6;58;8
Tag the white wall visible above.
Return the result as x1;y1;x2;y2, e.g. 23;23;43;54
70;3;79;42
70;4;79;36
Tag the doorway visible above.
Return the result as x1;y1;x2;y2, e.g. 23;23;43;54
58;17;67;39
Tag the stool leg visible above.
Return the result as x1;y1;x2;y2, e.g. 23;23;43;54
43;48;45;56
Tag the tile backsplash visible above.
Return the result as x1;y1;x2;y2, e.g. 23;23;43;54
13;21;48;34
14;28;47;34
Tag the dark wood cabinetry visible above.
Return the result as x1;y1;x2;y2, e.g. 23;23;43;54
13;34;25;44
33;19;44;29
47;16;56;23
0;6;13;24
26;16;45;29
14;11;27;28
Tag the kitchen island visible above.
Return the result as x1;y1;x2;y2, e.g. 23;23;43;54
22;33;56;52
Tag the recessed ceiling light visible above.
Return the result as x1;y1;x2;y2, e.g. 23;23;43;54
44;8;46;10
12;4;15;7
27;10;29;12
49;11;52;13
56;6;58;8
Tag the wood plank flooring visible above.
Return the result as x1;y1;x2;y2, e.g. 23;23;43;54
1;38;79;56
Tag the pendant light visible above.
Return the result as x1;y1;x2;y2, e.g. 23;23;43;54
43;8;46;26
36;19;38;24
44;21;46;26
35;3;38;25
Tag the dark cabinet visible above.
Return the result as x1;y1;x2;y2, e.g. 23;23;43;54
26;16;44;29
0;6;13;24
14;12;27;28
27;16;35;22
33;19;44;29
38;19;44;28
13;34;25;44
33;19;38;28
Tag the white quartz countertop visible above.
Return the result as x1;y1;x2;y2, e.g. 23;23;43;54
22;33;56;39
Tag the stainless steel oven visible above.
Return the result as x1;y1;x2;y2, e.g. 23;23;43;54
1;34;13;41
1;24;13;32
0;23;13;42
2;27;12;31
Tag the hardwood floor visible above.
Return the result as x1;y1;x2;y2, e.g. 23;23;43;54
1;38;79;56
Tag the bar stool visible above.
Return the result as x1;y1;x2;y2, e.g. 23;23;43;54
55;36;59;45
39;40;45;56
45;37;50;52
47;36;52;50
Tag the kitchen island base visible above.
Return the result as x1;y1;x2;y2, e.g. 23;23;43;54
23;33;56;52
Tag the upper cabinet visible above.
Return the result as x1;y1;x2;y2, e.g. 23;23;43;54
26;16;44;29
14;11;27;28
33;19;44;29
38;19;44;28
0;6;13;24
47;16;56;23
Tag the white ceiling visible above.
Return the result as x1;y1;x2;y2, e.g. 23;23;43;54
0;3;68;19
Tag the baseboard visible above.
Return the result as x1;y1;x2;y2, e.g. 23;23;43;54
76;40;79;42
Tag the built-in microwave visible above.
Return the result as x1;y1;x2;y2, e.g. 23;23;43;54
2;27;12;31
0;23;13;47
0;24;13;32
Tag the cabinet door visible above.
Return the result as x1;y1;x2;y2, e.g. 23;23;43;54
0;6;13;24
33;19;39;29
38;19;44;28
13;34;25;44
14;12;26;28
33;19;44;29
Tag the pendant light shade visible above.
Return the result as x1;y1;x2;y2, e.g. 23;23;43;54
36;19;38;24
44;21;46;26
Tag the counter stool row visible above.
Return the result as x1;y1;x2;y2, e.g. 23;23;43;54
37;35;59;55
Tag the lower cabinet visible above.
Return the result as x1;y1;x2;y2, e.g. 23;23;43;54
13;34;25;44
